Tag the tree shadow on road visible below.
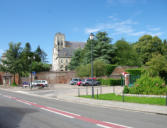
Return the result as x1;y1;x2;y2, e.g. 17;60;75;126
0;106;38;128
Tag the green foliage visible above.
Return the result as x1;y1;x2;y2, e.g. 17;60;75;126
68;48;83;70
98;78;121;86
32;62;51;72
123;86;129;93
12;81;18;86
114;39;141;66
105;64;117;76
146;54;167;77
128;74;167;95
134;35;164;64
125;68;144;75
81;93;166;106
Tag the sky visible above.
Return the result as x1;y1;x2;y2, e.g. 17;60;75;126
0;0;167;63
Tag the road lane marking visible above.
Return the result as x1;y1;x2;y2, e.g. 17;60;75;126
104;122;132;128
47;107;81;116
97;124;112;128
3;94;131;128
40;108;74;118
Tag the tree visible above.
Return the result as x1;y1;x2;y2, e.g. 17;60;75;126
114;39;141;66
68;48;83;70
0;42;24;84
146;54;167;76
35;46;47;63
73;31;115;68
134;35;163;64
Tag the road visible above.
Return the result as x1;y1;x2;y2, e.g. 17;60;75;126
0;89;167;128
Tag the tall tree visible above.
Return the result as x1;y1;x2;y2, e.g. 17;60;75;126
114;39;141;66
68;48;83;70
0;42;24;83
134;35;163;64
35;46;47;63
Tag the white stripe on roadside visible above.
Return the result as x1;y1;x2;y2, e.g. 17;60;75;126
40;108;74;118
104;121;132;128
97;124;112;128
47;107;81;116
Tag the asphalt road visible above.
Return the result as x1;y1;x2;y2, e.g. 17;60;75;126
0;89;167;128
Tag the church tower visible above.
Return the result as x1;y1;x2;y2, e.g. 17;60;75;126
54;32;65;50
52;32;65;71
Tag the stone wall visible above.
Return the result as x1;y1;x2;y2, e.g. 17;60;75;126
35;71;76;84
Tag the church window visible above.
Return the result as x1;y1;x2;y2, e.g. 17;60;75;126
61;59;63;63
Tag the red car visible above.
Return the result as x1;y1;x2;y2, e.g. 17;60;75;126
77;79;84;86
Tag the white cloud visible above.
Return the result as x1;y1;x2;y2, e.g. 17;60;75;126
85;18;163;37
85;28;101;33
148;27;160;31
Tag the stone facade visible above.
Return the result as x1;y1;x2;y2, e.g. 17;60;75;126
52;32;85;71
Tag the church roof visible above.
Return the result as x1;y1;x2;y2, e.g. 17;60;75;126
65;41;85;49
58;47;75;58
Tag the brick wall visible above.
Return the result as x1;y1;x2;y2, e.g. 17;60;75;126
35;71;76;84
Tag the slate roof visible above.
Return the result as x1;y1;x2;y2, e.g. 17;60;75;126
58;47;75;58
65;41;85;49
58;41;85;58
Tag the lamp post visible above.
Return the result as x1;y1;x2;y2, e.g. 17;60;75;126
28;56;35;89
90;33;94;98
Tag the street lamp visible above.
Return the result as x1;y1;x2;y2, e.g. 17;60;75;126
28;56;35;89
89;33;94;98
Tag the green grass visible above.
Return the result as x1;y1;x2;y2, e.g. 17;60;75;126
80;93;166;106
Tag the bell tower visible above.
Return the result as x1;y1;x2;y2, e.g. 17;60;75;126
54;32;65;50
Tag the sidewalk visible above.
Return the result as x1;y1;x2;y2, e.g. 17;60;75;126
0;85;167;115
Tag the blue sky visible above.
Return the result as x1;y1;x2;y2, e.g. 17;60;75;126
0;0;167;63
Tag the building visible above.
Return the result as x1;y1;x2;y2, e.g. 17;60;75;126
52;32;85;71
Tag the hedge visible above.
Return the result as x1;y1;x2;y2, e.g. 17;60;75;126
98;78;121;86
125;68;144;75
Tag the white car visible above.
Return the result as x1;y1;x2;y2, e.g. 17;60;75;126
32;80;48;87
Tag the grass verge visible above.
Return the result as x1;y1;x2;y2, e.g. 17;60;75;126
80;93;166;106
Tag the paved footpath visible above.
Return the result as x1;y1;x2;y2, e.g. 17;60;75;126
0;84;167;115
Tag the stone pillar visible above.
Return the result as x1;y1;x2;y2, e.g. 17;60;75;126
125;74;130;86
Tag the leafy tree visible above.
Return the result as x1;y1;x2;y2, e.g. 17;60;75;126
146;54;167;76
0;42;24;84
35;46;47;63
114;39;141;66
68;48;83;70
134;35;163;64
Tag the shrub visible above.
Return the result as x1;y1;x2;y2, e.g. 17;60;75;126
123;86;129;93
12;81;17;86
128;74;167;95
98;78;121;86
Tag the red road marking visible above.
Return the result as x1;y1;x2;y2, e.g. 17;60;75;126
2;94;130;128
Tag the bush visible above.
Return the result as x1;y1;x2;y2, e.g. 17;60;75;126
123;86;129;93
12;81;17;86
128;74;167;95
98;78;121;86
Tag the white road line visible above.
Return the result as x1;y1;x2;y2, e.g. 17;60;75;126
104;121;132;128
97;124;112;128
48;107;80;116
40;108;74;118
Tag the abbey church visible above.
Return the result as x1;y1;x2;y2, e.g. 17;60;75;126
52;32;85;71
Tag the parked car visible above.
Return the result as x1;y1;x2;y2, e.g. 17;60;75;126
81;78;100;86
32;80;48;87
77;79;84;86
22;81;29;88
70;78;81;85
